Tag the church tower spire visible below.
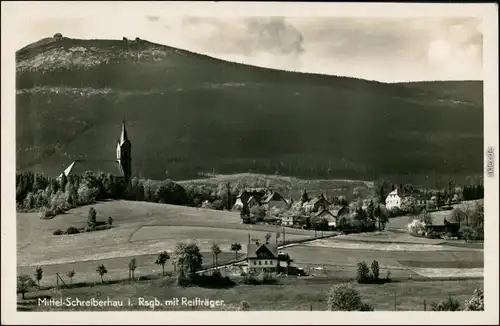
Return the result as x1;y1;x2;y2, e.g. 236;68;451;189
120;118;129;144
116;119;132;182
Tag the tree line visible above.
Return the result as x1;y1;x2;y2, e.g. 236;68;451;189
16;171;242;218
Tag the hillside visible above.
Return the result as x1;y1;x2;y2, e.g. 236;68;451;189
15;36;484;186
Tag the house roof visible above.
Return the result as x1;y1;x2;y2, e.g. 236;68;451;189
261;191;286;204
315;209;334;217
247;196;258;204
237;188;267;198
247;243;278;259
58;160;123;178
331;205;348;216
308;195;331;206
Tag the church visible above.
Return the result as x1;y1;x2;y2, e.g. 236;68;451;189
58;120;132;182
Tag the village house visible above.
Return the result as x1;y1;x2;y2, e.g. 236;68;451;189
261;191;289;211
303;194;331;213
426;218;460;238
246;242;279;274
246;196;260;209
385;189;403;210
331;205;349;226
314;208;337;228
233;188;267;211
281;215;295;227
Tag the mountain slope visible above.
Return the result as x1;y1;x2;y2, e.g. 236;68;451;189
15;37;484;186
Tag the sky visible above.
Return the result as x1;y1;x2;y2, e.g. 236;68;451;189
7;2;485;82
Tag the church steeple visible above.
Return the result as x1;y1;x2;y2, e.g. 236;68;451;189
120;119;128;144
116;119;132;182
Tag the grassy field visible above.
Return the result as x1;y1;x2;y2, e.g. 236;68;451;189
17;200;333;284
282;242;482;275
19;276;483;311
17;199;484;286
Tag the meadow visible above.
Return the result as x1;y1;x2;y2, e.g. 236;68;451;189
20;276;483;311
17;200;333;285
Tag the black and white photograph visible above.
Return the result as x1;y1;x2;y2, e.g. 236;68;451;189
1;1;498;325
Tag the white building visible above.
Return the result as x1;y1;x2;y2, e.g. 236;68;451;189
385;189;402;210
246;242;278;273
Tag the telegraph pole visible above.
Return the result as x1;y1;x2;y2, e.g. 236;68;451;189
226;182;231;210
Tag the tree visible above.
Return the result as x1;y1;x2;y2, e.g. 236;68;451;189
174;242;203;283
370;260;380;280
451;208;466;225
128;258;137;281
400;196;417;213
327;283;364;311
230;242;242;260
265;232;272;244
87;207;97;227
464;288;484;311
430;296;461;311
374;204;389;230
240;203;250;219
210;242;222;269
155;251;170;277
96;264;108;283
34;266;43;288
60;172;68;191
356;261;371;283
67;269;75;284
419;209;433;225
107;216;113;227
17;275;35;299
301;189;310;203
374;178;392;205
459;226;474;243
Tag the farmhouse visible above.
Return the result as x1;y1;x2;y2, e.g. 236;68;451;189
233;188;267;210
314;209;337;227
281;215;295;227
247;242;278;273
303;194;331;213
247;196;260;209
261;191;288;211
426;218;460;237
57;120;132;183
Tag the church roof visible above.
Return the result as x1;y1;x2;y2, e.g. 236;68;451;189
58;160;123;178
120;120;129;144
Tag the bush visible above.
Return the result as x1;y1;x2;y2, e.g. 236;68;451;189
327;283;363;311
210;200;225;210
356;261;371;283
360;303;375;311
430;296;461;311
39;207;56;219
239;300;250;311
85;225;96;232
426;230;441;239
66;226;80;234
370;260;380;280
407;219;426;236
464;288;484;311
52;229;63;235
261;272;277;284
